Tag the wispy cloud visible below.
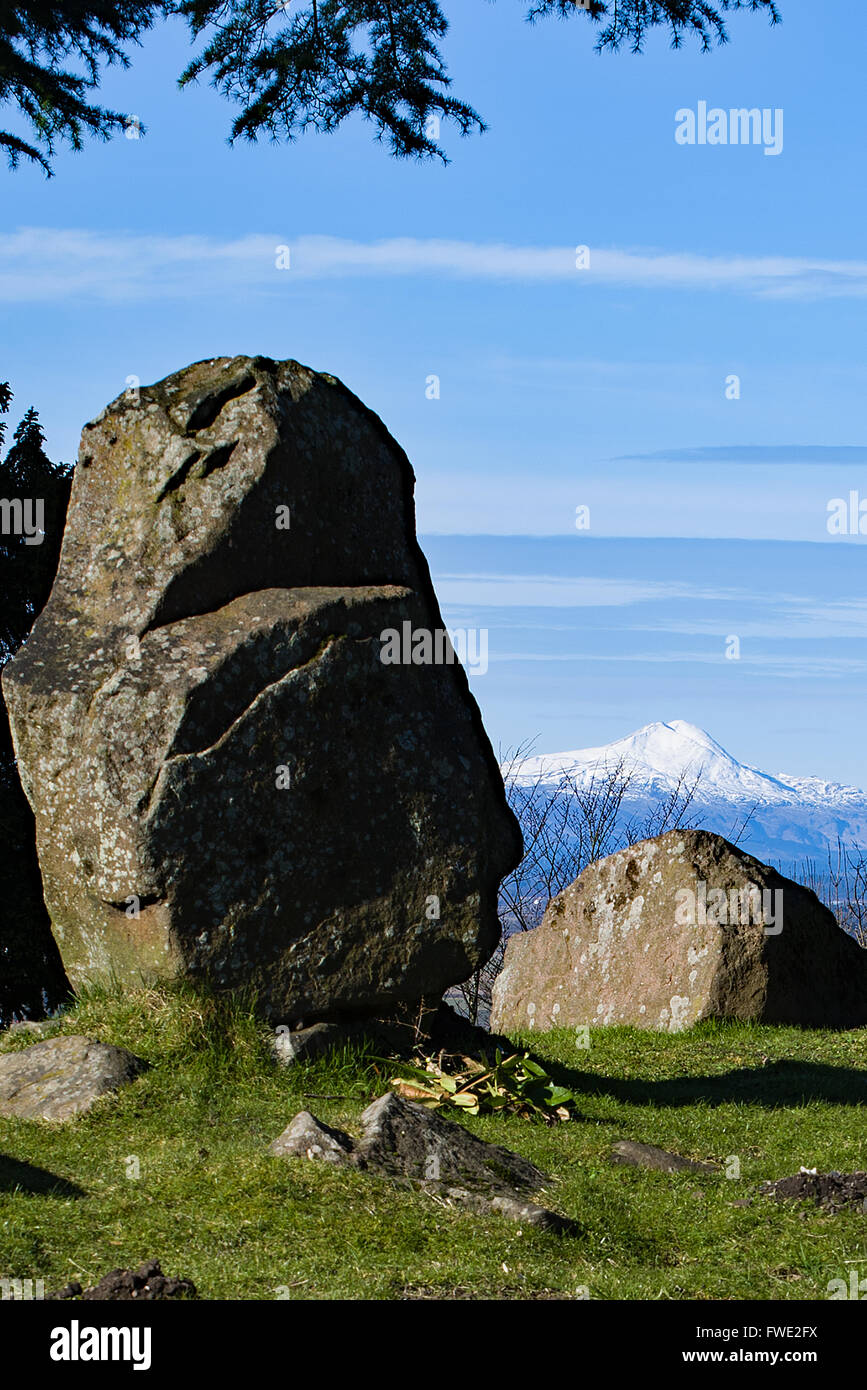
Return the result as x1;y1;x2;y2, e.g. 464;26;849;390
474;650;867;677
4;230;867;303
431;573;743;608
615;445;867;465
634;597;867;640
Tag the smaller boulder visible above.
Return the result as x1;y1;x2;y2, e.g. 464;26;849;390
272;1023;345;1067
356;1091;549;1194
0;1035;146;1121
421;1184;576;1232
491;830;867;1033
268;1092;575;1230
5;1019;58;1039
489;1194;576;1232
268;1111;355;1164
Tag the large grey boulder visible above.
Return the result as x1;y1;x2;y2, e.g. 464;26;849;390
491;829;867;1034
2;357;521;1020
0;1035;146;1121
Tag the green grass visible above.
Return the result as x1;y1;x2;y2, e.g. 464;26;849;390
2;983;867;1300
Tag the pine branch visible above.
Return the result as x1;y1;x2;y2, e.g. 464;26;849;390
0;0;782;172
526;0;780;53
0;2;159;173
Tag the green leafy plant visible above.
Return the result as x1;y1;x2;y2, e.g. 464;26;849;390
384;1048;576;1122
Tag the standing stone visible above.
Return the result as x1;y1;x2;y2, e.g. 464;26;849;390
2;357;521;1020
491;829;867;1033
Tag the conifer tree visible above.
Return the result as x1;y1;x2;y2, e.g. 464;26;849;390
0;406;73;660
0;392;71;1023
0;1;158;173
0;382;11;445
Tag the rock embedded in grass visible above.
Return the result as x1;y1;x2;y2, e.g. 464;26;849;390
609;1140;719;1174
270;1091;577;1232
0;1035;146;1122
269;1111;355;1164
6;1019;59;1038
355;1091;550;1194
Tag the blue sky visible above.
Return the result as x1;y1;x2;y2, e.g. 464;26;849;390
2;1;865;784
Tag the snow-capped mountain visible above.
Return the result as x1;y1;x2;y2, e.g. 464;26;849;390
511;720;867;869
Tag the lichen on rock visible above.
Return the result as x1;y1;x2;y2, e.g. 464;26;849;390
2;356;521;1020
491;829;867;1032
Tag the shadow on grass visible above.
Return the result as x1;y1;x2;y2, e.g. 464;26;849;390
540;1058;867;1109
0;1154;86;1198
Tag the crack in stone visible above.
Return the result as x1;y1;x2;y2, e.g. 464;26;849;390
137;634;343;820
166;633;339;762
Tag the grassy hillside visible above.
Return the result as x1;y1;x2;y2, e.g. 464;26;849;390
1;983;866;1300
